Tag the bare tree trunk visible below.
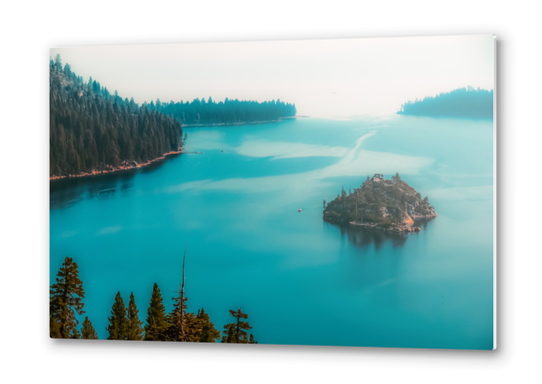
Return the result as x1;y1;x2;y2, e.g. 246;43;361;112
180;244;187;341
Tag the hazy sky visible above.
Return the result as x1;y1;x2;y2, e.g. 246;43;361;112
51;35;494;118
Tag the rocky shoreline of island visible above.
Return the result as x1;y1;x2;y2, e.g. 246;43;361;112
49;149;184;181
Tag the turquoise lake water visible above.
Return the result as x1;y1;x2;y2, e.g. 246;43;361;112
50;115;494;349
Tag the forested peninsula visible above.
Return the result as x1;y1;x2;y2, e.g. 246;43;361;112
50;56;184;179
49;55;298;180
397;87;493;119
323;173;437;233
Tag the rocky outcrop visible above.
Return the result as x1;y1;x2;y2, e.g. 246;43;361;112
323;173;437;233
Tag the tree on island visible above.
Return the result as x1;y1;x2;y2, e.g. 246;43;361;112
221;308;256;344
81;317;98;340
106;292;128;340
50;257;85;339
127;292;144;341
144;283;168;341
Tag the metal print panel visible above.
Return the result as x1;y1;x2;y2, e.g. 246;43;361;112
49;34;496;349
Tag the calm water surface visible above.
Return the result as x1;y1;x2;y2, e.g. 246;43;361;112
50;115;494;349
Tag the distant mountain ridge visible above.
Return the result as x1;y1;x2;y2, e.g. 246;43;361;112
397;87;493;119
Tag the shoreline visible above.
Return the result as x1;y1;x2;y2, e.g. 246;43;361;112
181;115;305;128
49;149;183;181
346;212;438;233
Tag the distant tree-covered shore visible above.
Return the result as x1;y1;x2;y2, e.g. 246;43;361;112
397;87;493;119
146;97;296;126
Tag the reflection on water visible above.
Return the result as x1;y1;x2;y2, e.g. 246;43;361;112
49;156;178;210
335;217;437;249
339;225;408;249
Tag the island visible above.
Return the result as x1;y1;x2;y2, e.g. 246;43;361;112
323;173;437;233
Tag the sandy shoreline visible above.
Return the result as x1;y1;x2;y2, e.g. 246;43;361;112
49;149;183;181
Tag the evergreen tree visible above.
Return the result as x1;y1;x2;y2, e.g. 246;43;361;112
249;333;257;344
127;292;144;341
81;316;98;339
54;53;62;71
165;246;208;342
167;248;191;341
71;327;81;339
106;292;128;340
221;308;255;344
50;257;85;338
144;283;168;341
196;308;221;343
50;317;61;339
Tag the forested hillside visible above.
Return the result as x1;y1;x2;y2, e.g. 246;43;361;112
146;97;297;126
50;55;297;178
397;87;493;119
50;55;184;177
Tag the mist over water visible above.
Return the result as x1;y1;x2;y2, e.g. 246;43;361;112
50;35;494;118
50;115;494;349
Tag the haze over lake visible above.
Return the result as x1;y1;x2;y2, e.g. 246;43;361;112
50;115;494;349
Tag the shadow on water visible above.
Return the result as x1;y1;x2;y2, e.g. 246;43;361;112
50;155;179;210
339;225;408;249
50;173;133;210
335;217;436;250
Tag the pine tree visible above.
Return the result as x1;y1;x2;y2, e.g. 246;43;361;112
221;308;255;344
54;54;62;71
144;283;168;341
50;257;85;338
127;292;144;341
196;308;221;342
50;317;61;339
81;317;98;339
249;333;257;344
107;292;128;340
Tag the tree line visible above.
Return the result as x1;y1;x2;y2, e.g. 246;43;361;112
50;255;257;343
397;86;493;119
146;97;297;126
50;55;184;177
